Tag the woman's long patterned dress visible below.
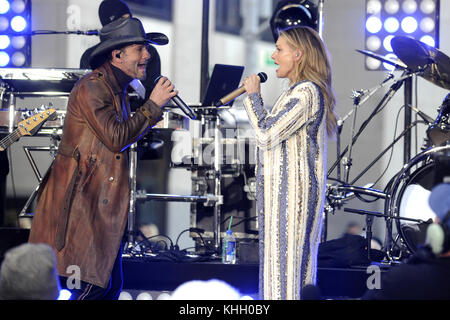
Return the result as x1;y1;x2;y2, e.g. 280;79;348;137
243;80;327;300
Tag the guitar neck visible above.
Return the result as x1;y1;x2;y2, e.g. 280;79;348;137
0;129;22;151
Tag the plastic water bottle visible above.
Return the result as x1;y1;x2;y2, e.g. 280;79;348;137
222;229;236;264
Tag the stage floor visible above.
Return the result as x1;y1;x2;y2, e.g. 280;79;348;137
122;256;389;299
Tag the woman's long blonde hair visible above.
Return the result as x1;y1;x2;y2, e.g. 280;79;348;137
280;27;337;136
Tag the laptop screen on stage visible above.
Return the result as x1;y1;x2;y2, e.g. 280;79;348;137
201;64;245;107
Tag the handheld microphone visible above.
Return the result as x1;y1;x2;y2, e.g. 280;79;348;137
154;76;196;120
215;72;268;107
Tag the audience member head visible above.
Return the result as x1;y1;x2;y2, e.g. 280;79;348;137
0;243;60;300
170;279;243;300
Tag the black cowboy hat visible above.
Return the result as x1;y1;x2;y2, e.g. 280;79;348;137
89;17;168;65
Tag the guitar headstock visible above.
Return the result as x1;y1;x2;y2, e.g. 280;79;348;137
17;108;57;136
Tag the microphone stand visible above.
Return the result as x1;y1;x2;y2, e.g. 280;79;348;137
328;72;412;178
13;30;99;36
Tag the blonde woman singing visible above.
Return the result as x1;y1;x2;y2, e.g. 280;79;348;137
243;26;337;300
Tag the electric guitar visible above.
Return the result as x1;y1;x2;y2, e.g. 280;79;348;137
0;108;57;151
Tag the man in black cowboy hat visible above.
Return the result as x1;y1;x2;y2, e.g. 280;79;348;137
29;17;177;300
80;0;166;103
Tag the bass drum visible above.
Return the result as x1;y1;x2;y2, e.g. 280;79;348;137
386;145;450;253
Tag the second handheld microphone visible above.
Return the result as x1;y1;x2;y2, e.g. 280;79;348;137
154;76;196;120
216;72;268;107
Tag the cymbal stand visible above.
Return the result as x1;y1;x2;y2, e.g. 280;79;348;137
328;72;407;178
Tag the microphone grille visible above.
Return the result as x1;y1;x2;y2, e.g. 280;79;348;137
258;72;268;83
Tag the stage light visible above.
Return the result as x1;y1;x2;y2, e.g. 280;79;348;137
420;17;435;32
136;292;153;300
384;0;400;14
367;0;382;14
11;0;25;13
401;16;418;33
420;0;435;13
0;50;9;66
366;16;382;33
118;291;133;300
57;289;72;300
0;16;7;30
420;34;435;47
402;0;418;14
366;35;381;51
383;35;394;51
0;0;31;67
384;17;399;33
11;50;24;65
0;34;9;49
11;34;24;48
0;0;9;14
364;0;440;71
10;15;25;31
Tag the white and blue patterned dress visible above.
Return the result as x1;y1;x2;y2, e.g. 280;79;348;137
243;80;327;300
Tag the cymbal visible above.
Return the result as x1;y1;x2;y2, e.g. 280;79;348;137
356;49;407;69
391;36;450;90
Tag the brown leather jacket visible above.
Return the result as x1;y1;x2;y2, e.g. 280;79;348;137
29;62;162;288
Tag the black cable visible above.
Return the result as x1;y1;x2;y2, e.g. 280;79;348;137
134;234;174;252
372;105;405;189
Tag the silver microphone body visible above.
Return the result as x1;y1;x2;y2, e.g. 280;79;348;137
216;72;268;107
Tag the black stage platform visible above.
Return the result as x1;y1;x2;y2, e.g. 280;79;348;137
0;228;389;299
122;257;388;299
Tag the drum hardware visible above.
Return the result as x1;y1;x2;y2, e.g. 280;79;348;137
391;36;450;90
135;191;221;207
343;207;430;262
325;70;416;243
384;144;450;260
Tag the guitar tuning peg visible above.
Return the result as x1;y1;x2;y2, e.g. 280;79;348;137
21;110;32;119
33;108;39;115
40;105;47;111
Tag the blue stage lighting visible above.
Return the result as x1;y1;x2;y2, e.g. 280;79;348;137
401;16;418;33
365;0;440;71
57;289;72;300
420;34;435;47
383;35;394;51
0;51;10;66
10;15;26;32
0;0;10;14
366;16;382;33
384;17;399;33
0;34;9;49
0;0;31;67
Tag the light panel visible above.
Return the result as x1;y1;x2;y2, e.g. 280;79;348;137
364;0;440;71
0;0;31;67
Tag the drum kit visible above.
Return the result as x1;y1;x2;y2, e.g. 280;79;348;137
327;36;450;262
